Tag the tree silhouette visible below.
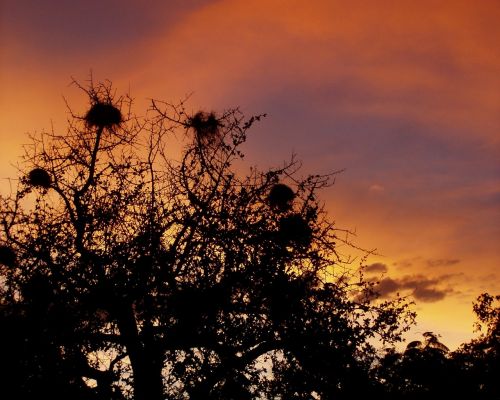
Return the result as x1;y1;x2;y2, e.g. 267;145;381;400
0;80;415;399
451;293;500;399
374;295;500;400
374;333;447;399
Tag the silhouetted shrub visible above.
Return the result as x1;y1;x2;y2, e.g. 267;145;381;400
28;168;51;188
268;183;295;212
85;102;122;128
0;245;17;267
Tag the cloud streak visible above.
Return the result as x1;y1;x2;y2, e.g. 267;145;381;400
427;259;460;268
364;262;388;274
376;274;456;303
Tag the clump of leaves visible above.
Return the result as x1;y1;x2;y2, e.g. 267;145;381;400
278;213;313;248
405;332;449;354
85;101;122;129
268;183;295;212
472;293;500;337
27;168;51;188
21;274;55;305
0;245;17;267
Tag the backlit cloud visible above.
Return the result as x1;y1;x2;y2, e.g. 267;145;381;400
427;259;460;268
364;262;388;274
376;274;455;303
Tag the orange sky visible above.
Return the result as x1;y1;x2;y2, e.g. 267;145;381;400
1;0;499;349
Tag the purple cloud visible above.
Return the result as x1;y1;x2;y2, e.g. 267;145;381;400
376;274;454;303
364;262;388;274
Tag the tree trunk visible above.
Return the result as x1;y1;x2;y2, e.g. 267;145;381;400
115;304;164;400
133;343;164;400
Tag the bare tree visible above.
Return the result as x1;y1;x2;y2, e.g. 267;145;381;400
0;80;415;400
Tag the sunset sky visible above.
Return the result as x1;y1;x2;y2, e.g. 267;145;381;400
1;0;499;349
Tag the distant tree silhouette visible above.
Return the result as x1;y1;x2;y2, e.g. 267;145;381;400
374;331;452;399
451;293;500;399
374;294;500;400
0;80;415;399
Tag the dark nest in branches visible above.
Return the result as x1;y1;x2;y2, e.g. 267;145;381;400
268;183;295;212
0;245;17;267
278;214;313;248
28;168;51;188
186;111;222;144
85;101;123;129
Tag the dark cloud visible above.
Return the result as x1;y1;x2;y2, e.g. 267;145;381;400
364;262;388;274
393;257;422;269
377;278;400;295
412;287;447;302
376;274;454;303
427;258;460;268
0;0;211;55
394;257;460;270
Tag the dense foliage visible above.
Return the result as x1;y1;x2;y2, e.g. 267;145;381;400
374;293;499;399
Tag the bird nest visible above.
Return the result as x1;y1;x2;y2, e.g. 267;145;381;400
278;214;313;248
268;184;295;212
186;111;222;144
28;168;51;188
85;101;123;129
0;245;17;267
